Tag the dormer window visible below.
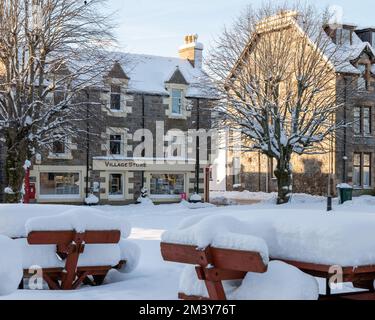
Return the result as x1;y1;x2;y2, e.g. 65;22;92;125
110;85;121;111
171;89;183;115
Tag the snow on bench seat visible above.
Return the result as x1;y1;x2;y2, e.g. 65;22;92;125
162;215;269;265
179;261;319;300
166;211;375;267
0;205;131;239
25;208;131;238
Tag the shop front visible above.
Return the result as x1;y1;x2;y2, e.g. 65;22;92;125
93;158;206;204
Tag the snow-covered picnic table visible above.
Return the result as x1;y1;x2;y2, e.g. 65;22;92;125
162;212;375;300
0;205;140;294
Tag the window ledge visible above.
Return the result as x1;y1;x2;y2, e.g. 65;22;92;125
169;114;186;119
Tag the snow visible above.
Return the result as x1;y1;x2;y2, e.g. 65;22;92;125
25;207;131;238
17;239;121;269
336;183;353;189
85;194;99;205
179;261;318;300
2;193;375;300
179;200;215;209
118;239;141;274
116;53;216;99
0;235;23;296
4;187;14;195
162;215;269;265
189;193;202;202
137;197;154;207
230;261;319;300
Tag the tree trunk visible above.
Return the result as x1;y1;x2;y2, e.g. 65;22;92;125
275;156;293;205
4;134;28;203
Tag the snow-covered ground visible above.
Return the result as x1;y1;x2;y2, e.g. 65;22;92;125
0;192;374;300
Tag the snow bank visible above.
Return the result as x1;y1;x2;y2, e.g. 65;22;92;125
85;194;99;205
117;239;141;273
25;207;131;238
17;239;121;269
137;197;155;206
190;194;202;202
179;262;318;300
230;261;319;300
162;215;269;265
169;210;375;266
179;200;215;210
0;235;23;296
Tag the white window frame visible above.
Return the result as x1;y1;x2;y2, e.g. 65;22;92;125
48;136;74;160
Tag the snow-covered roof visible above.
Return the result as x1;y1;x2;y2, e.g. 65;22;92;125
115;53;217;99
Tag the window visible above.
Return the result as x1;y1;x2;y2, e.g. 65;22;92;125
110;135;122;155
358;64;368;91
353;106;371;135
353;153;372;188
271;158;277;179
150;174;185;196
52;140;65;154
40;172;80;197
372;32;375;46
110;85;121;110
171;89;183;115
109;174;123;196
233;157;241;186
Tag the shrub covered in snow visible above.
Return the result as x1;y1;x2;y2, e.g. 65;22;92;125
85;194;99;205
0;235;23;296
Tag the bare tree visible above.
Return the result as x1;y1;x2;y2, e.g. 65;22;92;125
0;0;116;202
207;3;354;204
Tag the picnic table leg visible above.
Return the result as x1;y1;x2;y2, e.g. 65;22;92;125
61;233;85;290
195;266;227;300
326;278;331;296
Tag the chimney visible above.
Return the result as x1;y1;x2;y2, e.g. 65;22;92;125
178;34;204;69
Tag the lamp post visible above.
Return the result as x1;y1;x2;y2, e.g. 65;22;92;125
85;90;90;202
195;98;200;195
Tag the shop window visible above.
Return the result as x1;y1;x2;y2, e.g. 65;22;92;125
110;135;122;155
150;174;184;196
40;172;80;197
110;85;121;111
109;174;123;196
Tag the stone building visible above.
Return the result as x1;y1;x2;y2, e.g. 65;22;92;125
226;15;375;197
21;35;216;204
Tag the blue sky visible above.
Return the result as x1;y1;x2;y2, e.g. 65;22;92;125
106;0;374;57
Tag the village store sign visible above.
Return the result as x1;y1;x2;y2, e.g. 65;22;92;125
93;159;196;172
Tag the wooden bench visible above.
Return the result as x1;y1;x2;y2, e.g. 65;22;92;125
160;242;267;300
21;230;125;290
276;259;375;300
161;242;375;300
